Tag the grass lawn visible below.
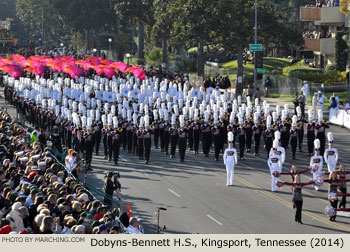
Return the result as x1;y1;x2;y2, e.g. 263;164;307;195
220;57;291;75
269;91;349;108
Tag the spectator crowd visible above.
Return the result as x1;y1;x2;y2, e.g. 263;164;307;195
0;107;143;234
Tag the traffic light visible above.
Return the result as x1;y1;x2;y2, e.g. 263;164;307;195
255;51;263;68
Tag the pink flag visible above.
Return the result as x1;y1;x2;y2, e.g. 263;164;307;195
110;61;129;73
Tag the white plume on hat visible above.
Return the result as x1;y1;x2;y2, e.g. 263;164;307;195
308;109;313;121
274;131;281;141
296;106;302;117
228;131;234;143
145;115;150;127
133;113;138;125
253;112;259;124
273;139;279;149
171;114;177;125
113;116;118;128
327;132;334;143
179;115;185;127
140;116;145;127
102;114;107;126
292;115;297;127
266;115;272;128
276;105;280;115
107;114;113;126
272;112;277;122
314;139;320;150
87;117;92;130
318;109;323;121
238;113;243;125
281;110;286;121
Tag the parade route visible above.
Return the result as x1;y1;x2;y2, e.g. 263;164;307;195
2;86;350;234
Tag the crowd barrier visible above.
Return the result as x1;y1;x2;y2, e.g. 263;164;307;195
329;108;350;130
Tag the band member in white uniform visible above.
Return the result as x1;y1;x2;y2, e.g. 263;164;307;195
223;132;238;186
324;132;338;173
269;131;286;170
268;140;283;191
310;139;323;191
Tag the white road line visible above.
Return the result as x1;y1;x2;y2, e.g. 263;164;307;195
337;212;350;217
120;156;128;162
168;189;181;198
206;214;223;226
137;169;149;175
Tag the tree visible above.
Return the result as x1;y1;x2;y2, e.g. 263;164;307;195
215;0;302;95
16;0;62;43
171;0;220;76
0;0;16;20
114;0;154;61
340;0;350;16
52;0;118;51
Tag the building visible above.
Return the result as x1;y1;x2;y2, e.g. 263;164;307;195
300;6;350;69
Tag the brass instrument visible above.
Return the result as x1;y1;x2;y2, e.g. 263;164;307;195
150;125;155;130
184;125;189;129
117;127;123;132
296;124;302;130
209;122;214;127
176;125;180;129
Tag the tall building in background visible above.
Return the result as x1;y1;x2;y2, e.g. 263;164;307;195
300;6;350;69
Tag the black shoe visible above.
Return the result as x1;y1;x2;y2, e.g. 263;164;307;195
96;153;99;156
114;163;118;166
298;221;303;224
145;160;149;164
104;156;107;160
108;158;112;161
87;167;93;171
155;146;159;149
180;159;184;162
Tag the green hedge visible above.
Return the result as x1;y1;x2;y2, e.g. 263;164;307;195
283;65;346;83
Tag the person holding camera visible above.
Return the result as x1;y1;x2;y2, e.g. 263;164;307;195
104;172;121;207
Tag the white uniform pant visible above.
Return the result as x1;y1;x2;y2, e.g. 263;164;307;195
313;169;321;190
270;170;278;191
226;164;235;185
327;162;336;173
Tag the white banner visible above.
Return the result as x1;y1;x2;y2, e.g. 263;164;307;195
344;110;350;129
329;108;344;127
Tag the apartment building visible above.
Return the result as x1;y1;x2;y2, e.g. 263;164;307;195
300;6;350;68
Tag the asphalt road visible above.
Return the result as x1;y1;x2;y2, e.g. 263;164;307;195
1;89;350;234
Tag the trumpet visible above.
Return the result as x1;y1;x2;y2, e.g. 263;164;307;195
117;127;123;132
296;124;302;130
150;125;155;130
209;122;214;127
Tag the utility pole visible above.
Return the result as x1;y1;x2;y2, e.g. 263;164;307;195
254;0;258;90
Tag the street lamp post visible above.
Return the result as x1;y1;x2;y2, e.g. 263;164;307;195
108;38;112;60
126;53;131;65
254;0;258;90
60;43;64;55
